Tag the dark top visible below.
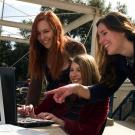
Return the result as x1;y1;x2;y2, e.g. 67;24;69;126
45;65;70;91
26;67;70;106
90;42;135;101
26;41;86;106
34;94;109;135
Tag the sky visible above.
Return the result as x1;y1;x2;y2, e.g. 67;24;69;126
0;0;41;37
0;0;41;22
106;0;135;19
0;0;135;37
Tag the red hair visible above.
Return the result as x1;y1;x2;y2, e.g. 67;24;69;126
29;11;65;80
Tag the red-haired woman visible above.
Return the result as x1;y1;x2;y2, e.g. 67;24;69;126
26;11;86;106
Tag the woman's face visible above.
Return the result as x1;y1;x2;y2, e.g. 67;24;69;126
69;62;82;84
97;23;125;55
37;20;54;49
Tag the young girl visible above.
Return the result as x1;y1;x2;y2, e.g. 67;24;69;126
18;54;109;135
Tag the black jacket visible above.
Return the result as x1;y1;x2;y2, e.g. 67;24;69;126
90;43;135;101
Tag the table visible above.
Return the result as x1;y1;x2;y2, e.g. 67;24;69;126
31;124;68;135
0;124;68;135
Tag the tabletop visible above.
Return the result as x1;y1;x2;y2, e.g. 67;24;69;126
31;124;68;135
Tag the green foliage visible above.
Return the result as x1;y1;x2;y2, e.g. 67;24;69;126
12;43;29;80
0;40;12;67
89;0;106;8
115;2;127;14
88;0;112;14
19;20;32;39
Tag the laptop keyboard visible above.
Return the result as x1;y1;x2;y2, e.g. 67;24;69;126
17;116;54;128
18;117;52;123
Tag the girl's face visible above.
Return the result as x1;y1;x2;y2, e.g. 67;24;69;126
37;20;54;49
97;23;125;55
69;62;82;84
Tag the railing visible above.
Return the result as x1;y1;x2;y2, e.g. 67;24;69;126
111;90;135;120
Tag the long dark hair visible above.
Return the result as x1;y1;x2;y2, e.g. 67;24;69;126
95;12;135;87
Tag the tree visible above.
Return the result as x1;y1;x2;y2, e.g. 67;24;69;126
12;43;29;81
0;40;12;67
115;2;127;14
19;20;32;39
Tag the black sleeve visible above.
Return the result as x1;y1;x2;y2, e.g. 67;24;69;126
89;57;127;102
25;78;42;106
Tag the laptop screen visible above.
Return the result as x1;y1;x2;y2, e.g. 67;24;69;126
0;77;5;124
0;67;54;127
0;67;17;124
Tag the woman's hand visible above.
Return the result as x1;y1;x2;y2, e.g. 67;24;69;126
37;112;65;127
17;104;36;118
45;83;90;103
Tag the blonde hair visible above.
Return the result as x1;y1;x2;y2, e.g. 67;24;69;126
72;54;100;86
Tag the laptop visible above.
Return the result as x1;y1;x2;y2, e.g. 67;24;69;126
17;115;54;128
0;77;5;124
0;67;54;128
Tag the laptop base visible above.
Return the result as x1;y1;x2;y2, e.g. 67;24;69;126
16;117;54;128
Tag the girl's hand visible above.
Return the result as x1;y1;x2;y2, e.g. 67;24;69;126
17;104;35;117
37;112;65;127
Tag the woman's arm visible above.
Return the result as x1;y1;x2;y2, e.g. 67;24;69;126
90;62;127;101
46;83;90;104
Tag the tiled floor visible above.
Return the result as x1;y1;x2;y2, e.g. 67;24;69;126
103;120;135;135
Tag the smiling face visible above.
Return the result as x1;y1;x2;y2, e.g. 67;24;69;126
97;23;126;55
37;20;54;49
69;62;82;84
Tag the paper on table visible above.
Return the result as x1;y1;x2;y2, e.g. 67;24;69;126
0;124;49;135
